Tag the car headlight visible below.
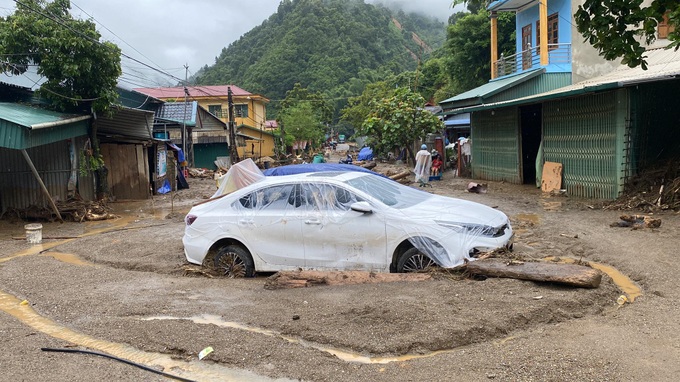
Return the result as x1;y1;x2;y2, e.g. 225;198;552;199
435;220;507;237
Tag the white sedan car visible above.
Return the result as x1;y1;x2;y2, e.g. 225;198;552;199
183;171;513;277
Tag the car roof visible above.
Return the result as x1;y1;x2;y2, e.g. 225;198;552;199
263;170;370;184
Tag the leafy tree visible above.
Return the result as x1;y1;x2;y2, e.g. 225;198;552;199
279;101;325;152
358;87;442;163
452;0;491;14
280;83;334;125
445;9;515;93
575;0;680;69
341;80;393;132
0;0;122;114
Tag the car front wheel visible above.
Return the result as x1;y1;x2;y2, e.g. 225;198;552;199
396;247;436;273
214;245;255;278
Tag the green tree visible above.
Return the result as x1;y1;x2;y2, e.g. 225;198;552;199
279;101;325;152
445;9;515;93
341;80;393;132
280;83;335;125
0;0;122;114
575;0;680;69
358;87;442;162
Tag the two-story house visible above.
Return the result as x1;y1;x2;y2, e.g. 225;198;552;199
439;0;680;199
134;85;276;162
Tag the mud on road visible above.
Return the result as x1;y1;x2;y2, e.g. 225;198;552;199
1;170;679;382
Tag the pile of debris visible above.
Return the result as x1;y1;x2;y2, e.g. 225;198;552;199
604;161;680;211
1;198;116;222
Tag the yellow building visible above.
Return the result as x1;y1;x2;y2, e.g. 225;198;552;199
134;84;275;158
237;124;276;159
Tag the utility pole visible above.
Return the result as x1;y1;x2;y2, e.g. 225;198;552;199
181;63;189;166
227;86;240;165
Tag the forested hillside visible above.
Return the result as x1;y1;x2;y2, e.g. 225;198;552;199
194;0;446;115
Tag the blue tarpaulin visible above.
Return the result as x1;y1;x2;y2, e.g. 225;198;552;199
166;142;185;163
263;163;388;178
357;147;374;161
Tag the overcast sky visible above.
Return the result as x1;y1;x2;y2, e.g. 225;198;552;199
0;0;460;88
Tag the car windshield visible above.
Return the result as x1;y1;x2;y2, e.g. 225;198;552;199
344;174;431;209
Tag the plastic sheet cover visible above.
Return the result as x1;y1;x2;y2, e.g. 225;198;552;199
213;158;265;198
263;163;388;178
200;171;511;270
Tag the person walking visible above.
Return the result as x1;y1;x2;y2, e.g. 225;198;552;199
413;144;432;187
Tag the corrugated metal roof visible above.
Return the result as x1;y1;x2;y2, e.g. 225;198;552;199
157;101;197;124
450;47;680;113
134;85;253;99
439;69;544;108
97;106;154;141
0;102;90;129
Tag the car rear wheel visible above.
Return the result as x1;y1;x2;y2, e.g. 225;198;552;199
214;245;255;278
396;247;436;273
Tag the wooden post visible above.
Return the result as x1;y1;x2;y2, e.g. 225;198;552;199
539;0;548;66
490;11;498;79
21;149;63;222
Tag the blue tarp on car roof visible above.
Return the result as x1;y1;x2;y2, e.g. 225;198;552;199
262;163;388;178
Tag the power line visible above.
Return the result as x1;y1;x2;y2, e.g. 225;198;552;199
11;0;186;85
70;1;166;73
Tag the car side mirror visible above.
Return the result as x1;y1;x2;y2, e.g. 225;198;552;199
350;201;372;214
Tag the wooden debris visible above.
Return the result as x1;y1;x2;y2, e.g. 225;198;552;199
541;161;563;193
264;270;432;290
389;170;412;181
2;198;116;222
604;161;680;211
610;214;662;229
465;258;602;288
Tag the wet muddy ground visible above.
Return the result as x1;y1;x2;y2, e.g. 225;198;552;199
1;163;680;381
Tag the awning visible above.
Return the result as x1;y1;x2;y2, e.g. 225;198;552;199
237;132;264;141
488;0;535;12
444;113;470;127
0;102;90;149
440;69;544;110
445;47;680;114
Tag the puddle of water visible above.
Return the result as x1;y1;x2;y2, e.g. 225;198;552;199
0;240;74;264
41;252;94;267
0;291;286;382
544;257;642;302
144;314;459;364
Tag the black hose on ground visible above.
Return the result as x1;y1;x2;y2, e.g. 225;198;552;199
40;347;196;382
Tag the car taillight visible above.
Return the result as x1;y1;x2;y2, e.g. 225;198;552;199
185;214;198;226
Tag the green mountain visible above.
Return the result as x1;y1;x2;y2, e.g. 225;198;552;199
194;0;446;117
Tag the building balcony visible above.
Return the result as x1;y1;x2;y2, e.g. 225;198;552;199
493;43;571;78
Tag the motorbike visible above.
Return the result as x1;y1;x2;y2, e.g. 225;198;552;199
339;154;352;164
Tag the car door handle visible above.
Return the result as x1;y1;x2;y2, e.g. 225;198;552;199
305;219;321;225
238;219;254;226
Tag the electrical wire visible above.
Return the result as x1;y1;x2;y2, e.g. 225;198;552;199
40;347;196;382
11;0;186;85
70;1;165;72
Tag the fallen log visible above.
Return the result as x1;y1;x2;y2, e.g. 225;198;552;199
465;259;602;288
390;170;412;181
264;270;431;290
